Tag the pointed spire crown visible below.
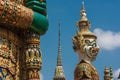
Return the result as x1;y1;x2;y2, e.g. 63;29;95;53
76;2;97;39
80;2;86;18
57;22;62;66
77;2;90;32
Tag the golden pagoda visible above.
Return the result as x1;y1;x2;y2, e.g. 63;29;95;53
104;67;110;80
53;23;66;80
104;66;114;80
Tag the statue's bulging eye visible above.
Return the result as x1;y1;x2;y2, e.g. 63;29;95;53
85;40;90;44
92;43;97;47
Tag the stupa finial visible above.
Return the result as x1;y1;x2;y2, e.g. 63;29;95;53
57;22;62;66
80;1;87;18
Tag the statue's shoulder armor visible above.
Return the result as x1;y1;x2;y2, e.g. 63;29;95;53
74;60;100;80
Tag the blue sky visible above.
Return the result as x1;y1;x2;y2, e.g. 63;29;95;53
40;0;120;80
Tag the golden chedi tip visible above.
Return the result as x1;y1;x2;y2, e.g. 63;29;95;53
76;2;97;39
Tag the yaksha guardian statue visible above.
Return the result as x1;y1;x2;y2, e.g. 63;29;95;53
72;2;100;80
0;0;48;80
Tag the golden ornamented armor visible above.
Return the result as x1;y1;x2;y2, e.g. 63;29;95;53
0;27;22;80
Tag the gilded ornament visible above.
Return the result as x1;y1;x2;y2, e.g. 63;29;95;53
0;1;34;29
2;68;7;76
0;1;4;16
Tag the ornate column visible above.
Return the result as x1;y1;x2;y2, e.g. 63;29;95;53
72;2;100;80
25;32;42;80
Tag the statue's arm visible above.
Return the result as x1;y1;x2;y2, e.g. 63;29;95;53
0;0;48;35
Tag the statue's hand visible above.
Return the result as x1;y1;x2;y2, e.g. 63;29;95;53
30;11;48;35
25;0;48;35
25;0;47;16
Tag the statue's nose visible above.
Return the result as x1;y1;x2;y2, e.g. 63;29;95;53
92;47;100;54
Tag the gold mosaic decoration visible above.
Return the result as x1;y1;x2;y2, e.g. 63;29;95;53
0;24;23;80
0;0;33;29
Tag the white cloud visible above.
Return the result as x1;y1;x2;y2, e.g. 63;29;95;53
40;73;43;80
93;28;120;50
113;68;120;79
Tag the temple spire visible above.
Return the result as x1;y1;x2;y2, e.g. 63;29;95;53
53;23;65;80
110;66;113;80
57;22;62;66
104;67;110;80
